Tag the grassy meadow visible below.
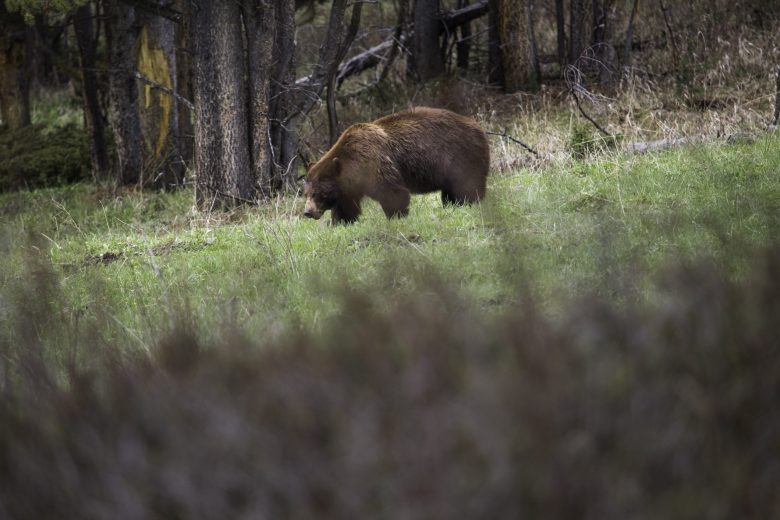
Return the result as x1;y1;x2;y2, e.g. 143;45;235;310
2;133;778;349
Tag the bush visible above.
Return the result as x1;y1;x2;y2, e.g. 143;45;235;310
0;124;90;192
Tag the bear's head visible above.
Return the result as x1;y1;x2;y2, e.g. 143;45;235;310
303;156;342;220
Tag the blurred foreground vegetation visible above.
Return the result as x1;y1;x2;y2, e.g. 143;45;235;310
1;95;779;519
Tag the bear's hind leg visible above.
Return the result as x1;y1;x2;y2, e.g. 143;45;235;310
441;178;485;206
378;185;411;219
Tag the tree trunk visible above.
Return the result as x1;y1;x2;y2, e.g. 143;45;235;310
568;0;585;65
409;0;443;81
555;0;566;69
487;0;503;85
105;0;143;185
591;0;614;83
269;0;296;192
244;0;276;197
174;0;194;177
136;7;185;188
498;0;532;92
191;0;253;209
0;4;31;130
456;0;471;72
73;3;110;182
623;0;639;73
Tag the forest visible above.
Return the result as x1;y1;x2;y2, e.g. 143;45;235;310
1;0;779;517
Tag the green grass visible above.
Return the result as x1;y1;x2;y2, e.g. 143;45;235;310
2;136;778;348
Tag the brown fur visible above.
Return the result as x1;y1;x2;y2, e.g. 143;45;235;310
303;107;490;224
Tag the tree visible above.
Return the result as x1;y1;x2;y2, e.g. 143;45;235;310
487;0;502;85
408;0;443;81
190;0;252;208
496;0;534;92
136;6;186;187
105;0;143;185
456;0;471;72
73;2;109;181
0;2;31;130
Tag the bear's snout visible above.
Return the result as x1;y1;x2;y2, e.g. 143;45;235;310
303;197;322;219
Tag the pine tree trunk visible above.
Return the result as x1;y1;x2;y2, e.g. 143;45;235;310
456;0;471;72
105;0;143;185
244;0;276;197
73;3;110;181
555;0;566;69
568;0;585;64
136;7;185;188
498;0;532;92
191;0;253;209
174;0;194;175
0;4;31;130
409;0;443;81
270;0;297;192
487;0;503;85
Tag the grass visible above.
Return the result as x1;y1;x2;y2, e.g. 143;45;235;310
2;134;778;351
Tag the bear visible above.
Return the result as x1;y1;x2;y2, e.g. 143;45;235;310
303;107;490;224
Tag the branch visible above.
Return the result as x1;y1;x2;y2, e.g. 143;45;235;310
134;71;194;110
565;65;612;137
486;129;540;157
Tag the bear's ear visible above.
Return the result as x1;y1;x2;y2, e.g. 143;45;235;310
332;157;341;176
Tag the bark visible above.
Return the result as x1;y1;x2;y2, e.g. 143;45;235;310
623;0;639;73
191;0;253;208
136;6;185;187
73;3;110;181
527;0;540;84
555;0;566;69
487;0;503;85
498;0;532;92
0;4;31;130
244;0;276;195
409;0;443;81
106;0;143;185
327;0;362;146
591;0;613;84
568;0;585;64
174;0;194;175
269;0;296;191
456;0;471;71
772;65;780;127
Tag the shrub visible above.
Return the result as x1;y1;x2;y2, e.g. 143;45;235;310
0;124;90;192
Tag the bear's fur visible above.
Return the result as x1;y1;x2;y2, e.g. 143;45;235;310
303;107;490;224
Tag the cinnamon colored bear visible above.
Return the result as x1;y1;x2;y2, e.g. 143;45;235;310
303;107;490;224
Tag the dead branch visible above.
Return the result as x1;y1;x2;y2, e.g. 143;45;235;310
485;129;540;157
133;71;194;110
565;65;612;137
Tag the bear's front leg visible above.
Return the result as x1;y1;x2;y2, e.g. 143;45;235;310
331;200;362;225
377;186;411;219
